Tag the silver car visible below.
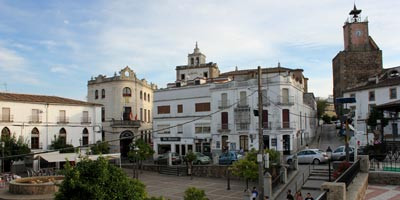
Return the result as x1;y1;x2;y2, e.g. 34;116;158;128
332;146;354;161
286;149;328;165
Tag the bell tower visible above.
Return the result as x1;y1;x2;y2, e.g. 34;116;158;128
343;5;371;51
187;42;206;66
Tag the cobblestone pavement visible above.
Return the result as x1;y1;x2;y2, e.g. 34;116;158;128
123;169;251;200
366;184;400;200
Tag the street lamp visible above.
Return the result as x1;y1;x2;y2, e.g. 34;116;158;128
326;146;332;182
134;146;139;179
1;142;4;173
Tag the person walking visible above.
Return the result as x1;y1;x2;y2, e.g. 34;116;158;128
251;187;258;200
295;191;302;200
286;189;294;200
304;193;314;200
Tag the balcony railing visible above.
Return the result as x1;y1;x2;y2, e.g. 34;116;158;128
0;115;13;122
277;96;294;106
57;116;69;124
29;115;42;123
276;121;296;129
217;123;231;132
81;117;91;124
256;122;272;130
236;123;250;131
218;100;230;109
111;119;141;128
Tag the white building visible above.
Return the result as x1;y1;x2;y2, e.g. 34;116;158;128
87;66;157;157
0;92;102;151
153;44;317;157
343;66;400;137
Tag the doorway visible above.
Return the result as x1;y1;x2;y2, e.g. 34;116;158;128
120;130;133;157
283;135;291;155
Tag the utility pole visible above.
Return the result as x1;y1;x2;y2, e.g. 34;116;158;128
257;66;265;200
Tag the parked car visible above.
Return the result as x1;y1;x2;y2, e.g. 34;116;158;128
154;152;182;165
193;152;211;165
218;151;239;165
286;149;328;165
332;146;355;161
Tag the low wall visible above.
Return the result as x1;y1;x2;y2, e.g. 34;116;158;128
369;171;400;185
9;176;64;195
346;172;368;200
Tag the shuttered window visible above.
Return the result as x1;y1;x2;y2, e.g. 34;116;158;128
195;102;210;112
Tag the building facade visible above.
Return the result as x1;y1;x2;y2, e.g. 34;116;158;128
332;5;383;110
153;44;317;158
343;67;400;138
87;67;157;157
0;92;102;152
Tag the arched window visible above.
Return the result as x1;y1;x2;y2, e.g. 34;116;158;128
148;94;150;102
31;127;39;149
59;128;67;145
1;127;10;139
95;90;99;99
101;89;105;98
82;128;89;146
122;87;131;97
144;92;147;101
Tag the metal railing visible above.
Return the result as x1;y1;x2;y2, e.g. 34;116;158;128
29;115;42;123
277;96;294;106
276;121;296;129
217;123;232;132
0;115;13;122
235;123;250;131
110;119;141;127
218;100;230;109
335;159;360;188
370;148;400;172
316;191;328;200
57;116;69;124
81;117;91;124
256;122;272;130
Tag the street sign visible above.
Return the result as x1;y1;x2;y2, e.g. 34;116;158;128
257;154;262;163
264;153;269;168
335;97;356;104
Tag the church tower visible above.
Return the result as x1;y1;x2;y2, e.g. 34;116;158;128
332;5;382;107
187;42;206;66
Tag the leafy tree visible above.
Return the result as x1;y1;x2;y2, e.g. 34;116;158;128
184;151;197;178
317;99;328;121
322;114;331;124
367;107;388;128
128;139;155;170
265;148;280;168
230;149;258;189
0;135;30;171
90;141;110;155
56;157;150;200
331;115;338;122
49;135;74;153
184;187;208;200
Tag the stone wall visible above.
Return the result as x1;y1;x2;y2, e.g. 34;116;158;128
369;171;400;185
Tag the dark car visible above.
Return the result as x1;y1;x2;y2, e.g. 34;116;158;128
218;151;239;165
154;152;182;165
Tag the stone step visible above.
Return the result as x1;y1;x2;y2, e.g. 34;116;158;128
308;176;329;181
301;186;322;191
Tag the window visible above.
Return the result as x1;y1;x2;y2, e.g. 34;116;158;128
239;91;247;106
221;93;228;107
82;128;89;146
31;109;40;123
282;109;290;128
101;107;105;122
181;74;185;80
369;91;375;101
1;107;11;122
196;57;199;65
262;110;268;128
95;90;98;99
240;135;249;151
368;104;376;114
177;104;183;113
144;92;147;101
177;125;183;134
158;106;170;114
148;110;150;122
390;88;397;99
203;72;208;78
350;93;356;98
191;58;194;65
195;102;210;112
58;110;67;123
140;108;143;121
59;128;66;145
195;123;211;134
195;80;200;85
221;112;228;129
101;89;105;98
122;87;132;97
1;127;10;139
157;124;170;134
82;111;89;123
148;94;150;102
144;109;147;122
140;91;143;99
31;128;40;149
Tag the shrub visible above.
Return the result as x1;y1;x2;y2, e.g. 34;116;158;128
184;187;207;200
333;161;351;179
90;141;110;155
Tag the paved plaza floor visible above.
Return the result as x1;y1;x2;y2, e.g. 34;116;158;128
123;169;251;200
366;184;400;200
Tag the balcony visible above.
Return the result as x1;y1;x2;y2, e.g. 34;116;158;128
277;96;294;106
57;116;69;124
256;122;272;130
236;123;250;131
218;100;230;109
29;115;42;123
217;123;231;133
0;115;13;122
81;117;92;124
276;121;296;130
111;119;141;128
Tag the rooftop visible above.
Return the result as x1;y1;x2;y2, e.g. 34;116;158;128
0;92;102;106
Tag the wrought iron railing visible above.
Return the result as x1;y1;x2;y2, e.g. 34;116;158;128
335;159;360;188
235;123;250;131
316;191;328;200
218;123;231;132
370;148;400;172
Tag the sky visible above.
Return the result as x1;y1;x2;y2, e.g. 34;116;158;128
0;0;399;100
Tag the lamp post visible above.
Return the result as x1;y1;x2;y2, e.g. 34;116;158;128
134;146;139;179
326;146;332;182
1;142;4;173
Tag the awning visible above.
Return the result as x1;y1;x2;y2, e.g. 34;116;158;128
35;152;121;163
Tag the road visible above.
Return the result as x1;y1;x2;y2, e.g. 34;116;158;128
275;124;343;200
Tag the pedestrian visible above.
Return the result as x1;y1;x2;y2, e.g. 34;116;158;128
295;191;302;200
286;189;294;200
251;186;258;200
304;192;314;200
305;144;309;149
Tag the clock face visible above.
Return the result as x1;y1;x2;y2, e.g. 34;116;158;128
355;30;363;37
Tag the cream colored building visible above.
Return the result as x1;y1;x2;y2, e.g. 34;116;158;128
87;67;157;157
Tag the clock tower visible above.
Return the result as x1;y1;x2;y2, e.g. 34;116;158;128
332;5;383;112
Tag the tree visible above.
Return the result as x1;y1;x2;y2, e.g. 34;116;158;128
367;107;388;129
128;139;155;169
90;141;110;155
49;135;74;153
184;187;207;200
0;135;30;171
184;151;196;178
230;149;258;189
317;99;328;121
56;157;151;200
322;114;331;124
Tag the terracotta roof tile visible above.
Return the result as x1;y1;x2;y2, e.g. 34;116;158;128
0;92;102;106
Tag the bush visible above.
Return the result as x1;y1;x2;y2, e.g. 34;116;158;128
90;141;110;155
49;136;74;153
184;187;207;200
333;161;351;179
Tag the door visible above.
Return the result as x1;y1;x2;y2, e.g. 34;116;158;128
263;135;269;149
123;107;132;120
221;112;228;129
282;88;289;104
282;109;290;128
221;93;228;107
283;135;291;155
262;110;268;128
120;131;133;157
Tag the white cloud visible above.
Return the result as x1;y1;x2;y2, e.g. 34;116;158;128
63;20;69;24
0;46;25;72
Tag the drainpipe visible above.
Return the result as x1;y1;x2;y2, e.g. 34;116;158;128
46;103;49;150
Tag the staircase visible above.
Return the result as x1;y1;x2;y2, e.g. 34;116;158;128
159;166;188;176
301;166;333;198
